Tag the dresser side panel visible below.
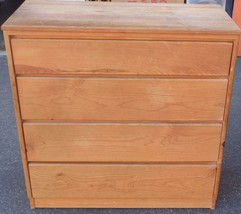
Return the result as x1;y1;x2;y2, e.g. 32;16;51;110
3;32;34;208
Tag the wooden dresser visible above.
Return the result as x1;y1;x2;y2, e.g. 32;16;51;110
2;0;240;209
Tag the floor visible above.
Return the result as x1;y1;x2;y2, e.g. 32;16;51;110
0;32;4;50
0;54;241;214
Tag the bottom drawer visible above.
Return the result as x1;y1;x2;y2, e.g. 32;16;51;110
29;163;216;208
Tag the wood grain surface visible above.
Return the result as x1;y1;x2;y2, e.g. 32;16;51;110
211;36;240;209
2;0;240;35
3;33;35;208
33;198;213;208
24;123;222;162
29;163;217;199
17;78;228;122
2;0;240;209
12;39;232;77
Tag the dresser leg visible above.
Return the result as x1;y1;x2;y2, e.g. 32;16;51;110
211;143;225;210
29;198;35;209
211;201;216;210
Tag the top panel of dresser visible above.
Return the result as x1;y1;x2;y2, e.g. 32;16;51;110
2;0;240;37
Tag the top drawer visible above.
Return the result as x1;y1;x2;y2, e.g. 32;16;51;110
11;39;232;77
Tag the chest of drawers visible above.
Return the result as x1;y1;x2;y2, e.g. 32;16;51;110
2;0;240;209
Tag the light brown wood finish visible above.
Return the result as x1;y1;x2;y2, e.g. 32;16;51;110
24;123;222;162
2;0;240;209
12;39;232;77
3;33;34;208
2;1;239;35
7;30;241;42
29;163;217;199
33;198;213;208
211;36;240;209
17;78;228;122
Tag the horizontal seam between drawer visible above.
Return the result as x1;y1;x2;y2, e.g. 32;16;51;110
28;162;217;166
23;121;223;125
16;76;229;80
10;37;235;43
22;120;224;124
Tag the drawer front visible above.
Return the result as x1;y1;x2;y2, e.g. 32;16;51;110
24;123;222;162
29;163;216;200
17;78;227;121
12;39;232;77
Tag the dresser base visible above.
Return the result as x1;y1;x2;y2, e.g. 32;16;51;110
32;198;213;209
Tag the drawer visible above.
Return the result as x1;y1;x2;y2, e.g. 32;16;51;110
17;78;227;121
24;123;222;162
12;39;232;77
29;164;216;202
